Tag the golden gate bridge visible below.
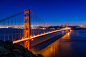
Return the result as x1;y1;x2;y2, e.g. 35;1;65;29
0;9;70;51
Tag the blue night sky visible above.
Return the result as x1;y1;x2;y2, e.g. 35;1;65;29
0;0;86;25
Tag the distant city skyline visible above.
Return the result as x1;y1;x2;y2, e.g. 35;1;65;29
0;0;86;25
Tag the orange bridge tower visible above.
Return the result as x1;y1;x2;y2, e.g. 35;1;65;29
66;22;68;33
24;9;31;51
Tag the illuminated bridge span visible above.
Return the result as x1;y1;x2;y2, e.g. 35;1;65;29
0;9;70;51
13;28;70;44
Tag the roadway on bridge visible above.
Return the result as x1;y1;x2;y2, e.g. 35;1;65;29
31;31;66;47
20;31;66;48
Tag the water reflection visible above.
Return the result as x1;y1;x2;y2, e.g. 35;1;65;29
31;30;86;57
31;31;71;57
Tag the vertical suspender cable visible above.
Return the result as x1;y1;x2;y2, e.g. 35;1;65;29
36;18;37;35
33;14;34;36
20;14;21;38
8;19;9;40
32;13;34;36
20;14;21;39
17;16;18;40
20;15;22;38
12;17;13;41
22;12;24;38
37;19;38;35
31;14;33;36
18;16;19;39
15;16;16;40
18;15;19;39
3;20;5;42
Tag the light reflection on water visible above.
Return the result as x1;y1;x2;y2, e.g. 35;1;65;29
31;31;70;57
31;30;86;57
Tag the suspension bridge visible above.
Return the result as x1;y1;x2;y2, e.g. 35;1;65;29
0;9;70;51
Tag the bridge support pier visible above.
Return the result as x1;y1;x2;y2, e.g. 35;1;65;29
28;39;31;51
24;39;31;51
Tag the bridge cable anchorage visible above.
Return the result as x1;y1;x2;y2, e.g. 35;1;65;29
30;10;46;25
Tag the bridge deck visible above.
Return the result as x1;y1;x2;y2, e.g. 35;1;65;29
13;28;70;44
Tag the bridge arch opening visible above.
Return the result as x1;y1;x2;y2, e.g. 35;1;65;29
26;18;29;23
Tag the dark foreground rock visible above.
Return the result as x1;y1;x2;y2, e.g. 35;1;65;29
0;40;43;57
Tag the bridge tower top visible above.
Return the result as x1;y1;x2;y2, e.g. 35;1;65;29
66;22;69;33
66;22;68;28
